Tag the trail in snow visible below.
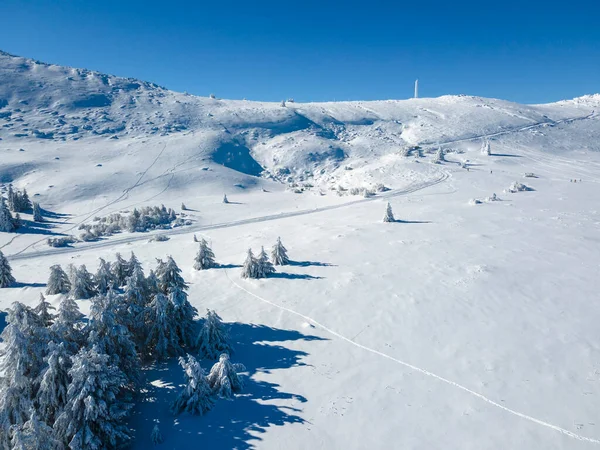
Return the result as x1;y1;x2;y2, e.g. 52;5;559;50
224;270;600;445
7;168;449;261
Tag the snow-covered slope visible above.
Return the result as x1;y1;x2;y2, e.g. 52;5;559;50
1;51;600;449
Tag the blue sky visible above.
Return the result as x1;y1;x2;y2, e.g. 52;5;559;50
1;0;598;103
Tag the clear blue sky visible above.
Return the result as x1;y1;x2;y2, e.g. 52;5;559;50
1;0;598;103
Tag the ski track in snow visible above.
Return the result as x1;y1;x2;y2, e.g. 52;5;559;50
6;167;449;261
224;270;600;446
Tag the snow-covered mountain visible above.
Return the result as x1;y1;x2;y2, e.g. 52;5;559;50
1;51;600;450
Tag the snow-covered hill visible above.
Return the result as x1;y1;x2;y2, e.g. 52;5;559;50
1;51;600;449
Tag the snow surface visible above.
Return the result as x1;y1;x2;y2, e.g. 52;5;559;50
1;50;600;449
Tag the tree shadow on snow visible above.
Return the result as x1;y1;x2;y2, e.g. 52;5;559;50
491;153;522;158
15;220;65;237
130;323;327;449
9;282;47;288
270;272;323;280
40;208;71;219
288;260;336;268
215;263;242;270
394;219;431;224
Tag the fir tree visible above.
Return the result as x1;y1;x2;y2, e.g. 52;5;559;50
36;342;70;425
241;249;258;279
157;256;187;295
87;292;141;390
256;247;275;278
196;310;232;360
271;237;289;265
222;194;229;204
12;409;61;450
0;197;15;233
145;269;160;297
169;286;197;349
206;353;245;399
123;264;149;345
482;140;491;155
46;265;71;295
68;265;96;299
383;202;395;223
193;234;199;243
54;345;133;450
20;189;31;212
0;250;16;288
13;212;22;230
50;296;85;355
94;258;115;295
171;355;215;416
144;293;181;360
151;424;163;445
434;147;445;163
111;253;129;287
181;203;187;211
7;185;15;211
193;238;216;270
32;202;43;222
33;293;56;328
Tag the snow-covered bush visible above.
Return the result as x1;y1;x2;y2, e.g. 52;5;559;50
469;198;483;205
485;193;500;202
46;236;76;247
150;234;170;242
206;353;245;399
507;181;532;193
171;354;215;416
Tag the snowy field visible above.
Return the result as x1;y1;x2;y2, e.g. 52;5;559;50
1;50;600;449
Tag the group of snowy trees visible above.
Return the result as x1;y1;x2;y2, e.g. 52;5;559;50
77;205;189;242
0;252;244;448
0;197;20;232
241;237;289;279
6;184;31;213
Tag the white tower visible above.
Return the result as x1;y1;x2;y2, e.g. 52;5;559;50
414;79;419;99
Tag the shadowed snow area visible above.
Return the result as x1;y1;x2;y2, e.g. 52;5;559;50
1;50;600;450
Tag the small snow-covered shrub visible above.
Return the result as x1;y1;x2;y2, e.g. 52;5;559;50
149;234;170;242
47;236;77;247
485;193;500;202
469;198;482;205
508;181;532;193
375;183;390;192
524;172;537;178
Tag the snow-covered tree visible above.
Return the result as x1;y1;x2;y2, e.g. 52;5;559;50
36;342;70;425
123;264;149;345
54;345;133;450
0;250;16;288
171;354;214;416
145;269;160;297
20;189;31;212
193;238;216;270
68;265;96;299
128;252;142;275
87;292;141;390
206;353;245;399
193;234;199;243
383;202;395;223
434;147;445;163
51;296;85;354
280;100;286;107
151;424;163;445
241;249;258;279
169;285;197;349
11;409;62;450
94;258;115;295
46;265;70;295
32;202;43;222
7;185;15;211
0;198;15;233
256;247;275;278
144;293;181;360
181;203;187;211
481;140;491;155
271;237;289;265
222;194;229;204
111;253;129;286
196;310;232;360
33;293;56;328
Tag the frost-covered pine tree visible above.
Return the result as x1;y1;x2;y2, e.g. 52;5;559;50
68;264;96;299
32;202;43;222
54;345;133;450
434;147;445;163
7;184;15;211
20;189;31;212
206;353;245;399
222;194;229;204
11;409;62;450
169;286;197;349
87;292;141;390
181;203;187;211
128;251;142;276
481;140;491;155
151;424;163;445
193;234;199;243
46;264;70;295
111;252;129;287
383;202;395;223
241;249;258;279
51;296;85;354
196;310;232;360
193;238;216;270
145;269;160;297
94;258;115;295
33;293;56;328
0;250;16;288
36;342;70;425
0;197;15;233
256;246;275;278
123;264;149;345
144;293;181;360
171;354;215;416
271;237;289;265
